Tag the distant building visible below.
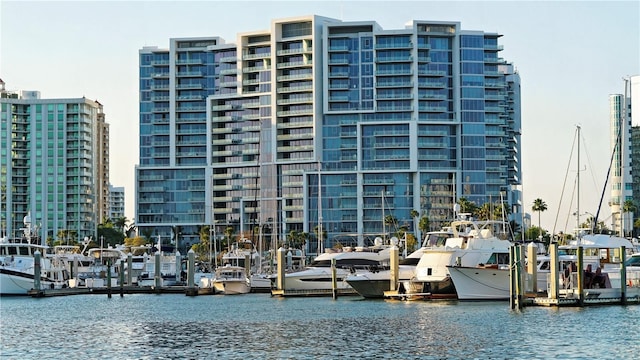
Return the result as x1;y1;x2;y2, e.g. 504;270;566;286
108;184;125;220
610;75;638;237
631;125;640;237
136;16;522;253
0;82;109;244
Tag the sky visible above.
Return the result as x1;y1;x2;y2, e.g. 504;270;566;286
1;0;639;235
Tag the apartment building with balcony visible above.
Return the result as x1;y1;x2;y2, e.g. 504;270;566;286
610;75;638;236
136;16;522;253
1;81;108;244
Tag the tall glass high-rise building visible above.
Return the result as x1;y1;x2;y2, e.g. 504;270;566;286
610;75;638;236
136;16;522;253
1;80;108;244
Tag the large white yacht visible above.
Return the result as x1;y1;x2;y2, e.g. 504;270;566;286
447;233;639;300
0;214;69;295
281;244;392;292
345;229;452;298
396;215;513;299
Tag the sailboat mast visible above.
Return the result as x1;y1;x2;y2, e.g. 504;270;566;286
317;162;323;255
576;125;581;235
382;189;386;244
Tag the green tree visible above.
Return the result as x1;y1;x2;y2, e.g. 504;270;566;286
532;198;547;240
191;225;213;269
223;226;235;251
97;223;124;247
418;216;430;237
112;216;129;235
384;214;398;239
457;197;478;216
140;227;154;242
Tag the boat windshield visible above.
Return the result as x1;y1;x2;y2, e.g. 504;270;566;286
425;233;448;247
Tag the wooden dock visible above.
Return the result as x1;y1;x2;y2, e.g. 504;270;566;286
27;285;206;297
271;288;358;297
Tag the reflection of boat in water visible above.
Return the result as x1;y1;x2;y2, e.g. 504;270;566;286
213;264;251;295
0;213;69;295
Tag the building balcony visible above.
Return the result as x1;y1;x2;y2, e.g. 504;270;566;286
176;58;204;65
243;66;271;73
176;83;204;90
375;56;413;63
277;97;314;105
376;70;413;76
277;61;310;69
176;71;203;77
418;70;446;76
277;84;313;93
276;109;313;117
277;73;313;82
277;144;314;152
219;68;238;75
243;52;271;60
376;82;413;88
277;121;313;129
277;48;305;56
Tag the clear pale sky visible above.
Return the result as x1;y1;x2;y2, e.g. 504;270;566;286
1;0;638;234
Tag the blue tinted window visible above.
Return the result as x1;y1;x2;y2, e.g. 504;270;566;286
461;76;483;86
461;88;484;98
461;63;483;74
461;35;483;48
461;49;483;61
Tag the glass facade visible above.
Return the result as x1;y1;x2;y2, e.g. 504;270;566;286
136;16;522;254
1;92;106;244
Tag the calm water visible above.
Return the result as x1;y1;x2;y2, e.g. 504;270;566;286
1;293;639;359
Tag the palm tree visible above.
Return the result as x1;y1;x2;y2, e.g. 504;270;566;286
457;197;478;216
113;216;128;235
532;198;547;241
418;215;430;236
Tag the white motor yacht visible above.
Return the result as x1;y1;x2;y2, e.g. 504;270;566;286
346;230;452;298
397;216;513;299
1;213;69;295
281;245;392;292
213;264;251;295
447;234;640;300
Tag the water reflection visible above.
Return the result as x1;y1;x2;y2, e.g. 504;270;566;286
1;294;639;359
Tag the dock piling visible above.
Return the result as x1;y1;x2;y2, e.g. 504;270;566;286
331;258;337;300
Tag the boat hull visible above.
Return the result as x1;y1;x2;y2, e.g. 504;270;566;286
0;270;66;295
447;266;510;300
213;279;251;295
284;268;352;291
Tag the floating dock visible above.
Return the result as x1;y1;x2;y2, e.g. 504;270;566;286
511;243;640;308
27;285;203;298
271;288;358;297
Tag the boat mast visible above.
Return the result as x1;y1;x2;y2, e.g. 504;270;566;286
382;189;386;244
317;161;323;255
576;125;581;237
